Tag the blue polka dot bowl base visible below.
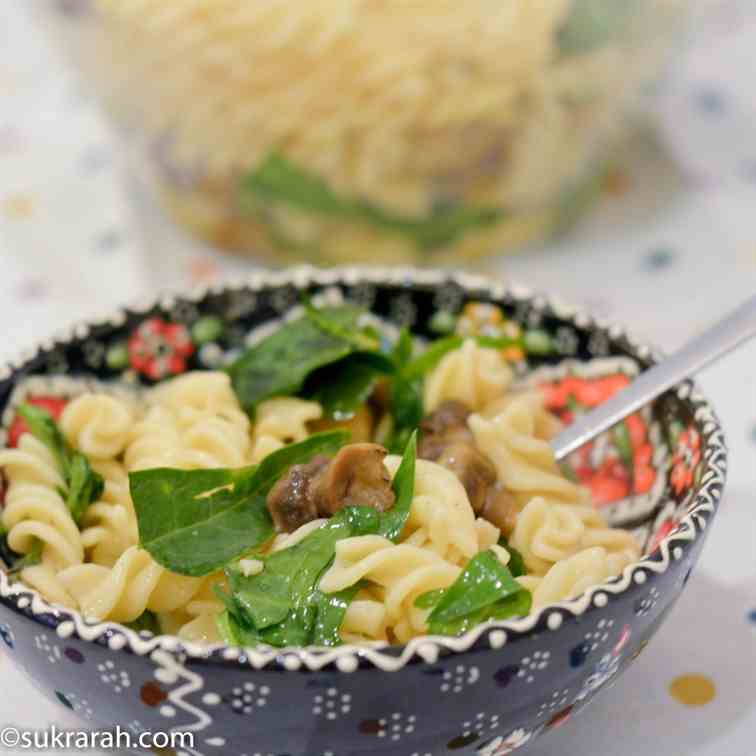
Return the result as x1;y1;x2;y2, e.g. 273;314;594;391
0;267;726;756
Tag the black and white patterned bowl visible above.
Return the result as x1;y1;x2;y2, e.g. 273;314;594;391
0;267;726;756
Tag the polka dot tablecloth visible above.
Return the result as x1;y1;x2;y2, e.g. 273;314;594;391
1;2;755;755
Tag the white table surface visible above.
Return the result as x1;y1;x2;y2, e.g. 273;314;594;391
0;2;755;755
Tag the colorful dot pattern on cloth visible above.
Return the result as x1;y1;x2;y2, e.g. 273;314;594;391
669;675;717;707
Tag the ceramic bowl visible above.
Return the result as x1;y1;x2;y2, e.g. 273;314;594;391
0;267;726;756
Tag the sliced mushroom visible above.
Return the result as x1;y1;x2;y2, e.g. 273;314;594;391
479;485;519;535
311;443;395;516
266;443;395;532
266;455;329;533
433;441;497;513
418;400;497;513
419;400;471;439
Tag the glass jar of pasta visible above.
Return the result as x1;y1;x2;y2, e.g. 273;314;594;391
35;0;687;265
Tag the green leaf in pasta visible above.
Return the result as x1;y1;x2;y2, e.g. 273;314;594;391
125;610;161;636
241;153;504;251
401;335;465;380
416;550;531;636
220;506;379;647
428;550;522;624
65;453;106;524
413;588;445;610
376;430;417;542
302;297;380;352
130;431;349;577
17;404;69;472
497;537;527;578
310;583;364;647
7;538;43;576
17;404;104;525
306;351;395;420
227;305;363;413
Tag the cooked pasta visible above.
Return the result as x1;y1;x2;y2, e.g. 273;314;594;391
510;497;640;577
60;394;136;460
251;397;322;463
320;535;462;643
57;546;208;623
529;547;622;607
424;339;513;413
469;393;589;507
384;456;480;562
80;459;138;567
126;371;252;470
1;306;648;647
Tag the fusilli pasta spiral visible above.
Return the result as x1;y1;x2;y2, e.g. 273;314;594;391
469;393;589;507
510;497;640;577
0;435;82;607
126;371;252;470
528;547;626;607
79;460;138;567
424;339;513;413
250;397;322;463
57;545;209;623
60;393;136;460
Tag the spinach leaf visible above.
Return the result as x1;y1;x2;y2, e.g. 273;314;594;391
18;404;104;524
302;298;379;352
497;538;527;578
242;154;503;251
428;550;522;624
388;376;423;454
306;352;395;419
227;306;363;413
130;431;349;576
415;550;531;636
413;588;445;610
126;610;161;635
17;404;69;473
311;583;363;647
402;336;464;380
376;430;417;542
65;454;105;524
226;569;292;630
220;506;379;648
7;539;43;576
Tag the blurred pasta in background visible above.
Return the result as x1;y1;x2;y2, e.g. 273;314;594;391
36;0;686;264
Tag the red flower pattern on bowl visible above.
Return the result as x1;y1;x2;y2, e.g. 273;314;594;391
670;427;701;497
539;374;657;507
7;395;68;448
127;317;194;380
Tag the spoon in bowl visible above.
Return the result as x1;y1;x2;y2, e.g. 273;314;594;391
551;295;756;461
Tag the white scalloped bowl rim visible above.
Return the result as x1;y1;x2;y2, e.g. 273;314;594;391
0;266;727;673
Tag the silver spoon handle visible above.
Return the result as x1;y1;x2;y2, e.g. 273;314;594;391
551;295;756;461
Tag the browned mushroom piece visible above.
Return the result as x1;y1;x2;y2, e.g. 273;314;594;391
266;455;330;533
479;484;519;535
310;442;395;516
419;400;472;439
434;441;497;513
266;443;396;533
418;400;499;513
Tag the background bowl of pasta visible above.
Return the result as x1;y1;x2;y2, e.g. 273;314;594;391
0;267;725;756
33;0;687;264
